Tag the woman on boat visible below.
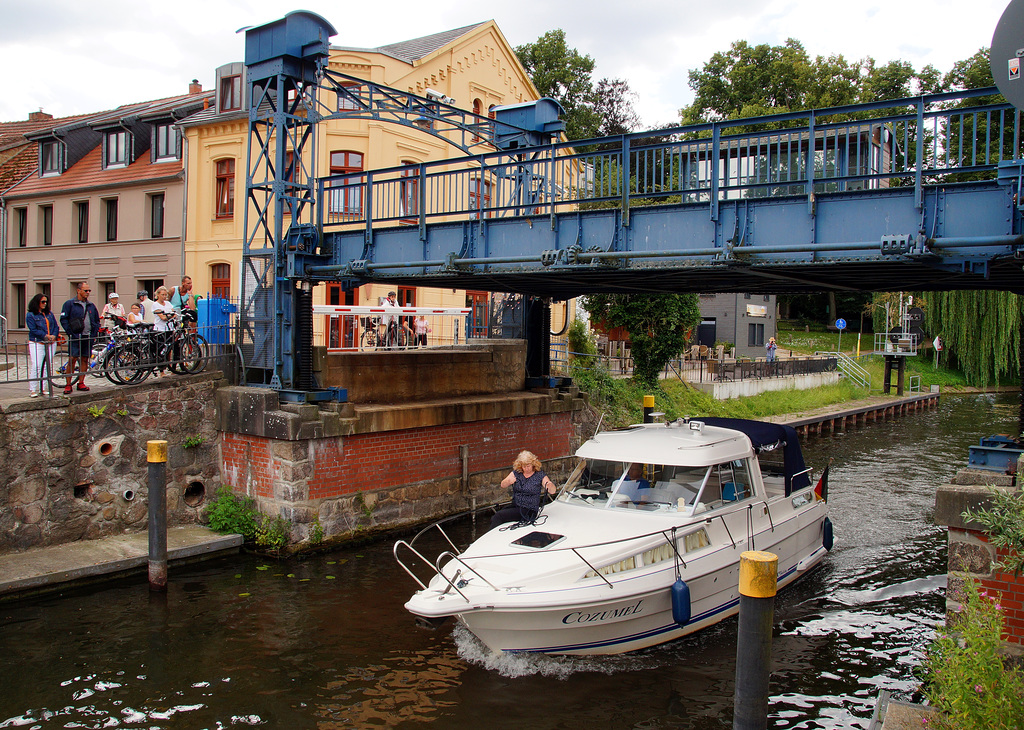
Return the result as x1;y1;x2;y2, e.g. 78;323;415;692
491;450;556;529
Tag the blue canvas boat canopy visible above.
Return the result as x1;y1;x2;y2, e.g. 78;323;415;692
700;418;811;495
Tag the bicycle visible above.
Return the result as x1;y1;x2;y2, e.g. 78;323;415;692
104;310;208;383
50;328;121;386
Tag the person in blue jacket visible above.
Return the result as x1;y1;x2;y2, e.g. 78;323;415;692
59;282;100;394
26;293;59;397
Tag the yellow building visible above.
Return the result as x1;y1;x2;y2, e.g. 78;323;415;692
179;20;559;340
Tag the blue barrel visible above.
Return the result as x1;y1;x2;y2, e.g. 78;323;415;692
671;579;691;625
197;297;237;345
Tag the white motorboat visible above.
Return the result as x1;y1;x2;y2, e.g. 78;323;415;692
395;417;833;656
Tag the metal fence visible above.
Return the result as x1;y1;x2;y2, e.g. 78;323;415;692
313;306;471;351
0;304;239;398
318;88;1019;232
556;348;839;384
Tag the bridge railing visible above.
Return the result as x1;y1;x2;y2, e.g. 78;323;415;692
318;88;1019;232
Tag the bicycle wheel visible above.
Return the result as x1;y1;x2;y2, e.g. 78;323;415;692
90;346;108;379
361;327;377;350
175;333;208;374
112;341;152;383
49;352;72;387
103;347;124;384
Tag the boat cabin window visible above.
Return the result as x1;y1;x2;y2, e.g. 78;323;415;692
559;458;755;513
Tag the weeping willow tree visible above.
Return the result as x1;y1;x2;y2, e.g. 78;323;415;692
926;290;1022;387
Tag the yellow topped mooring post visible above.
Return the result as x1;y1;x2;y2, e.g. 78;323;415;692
734;551;778;730
643;394;656;423
147;440;168;592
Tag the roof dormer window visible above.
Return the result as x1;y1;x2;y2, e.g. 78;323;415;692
105;130;129;168
41;141;61;176
154;123;179;161
220;75;242;112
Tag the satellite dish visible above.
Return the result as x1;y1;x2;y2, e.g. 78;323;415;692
991;0;1024;109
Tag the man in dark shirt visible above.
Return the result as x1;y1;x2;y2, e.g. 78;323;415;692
59;282;100;394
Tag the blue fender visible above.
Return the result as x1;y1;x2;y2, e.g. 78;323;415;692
671;578;691;625
823;516;834;551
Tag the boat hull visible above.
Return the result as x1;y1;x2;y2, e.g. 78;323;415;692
408;508;828;655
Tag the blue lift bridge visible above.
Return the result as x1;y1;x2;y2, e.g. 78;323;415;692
239;11;1024;399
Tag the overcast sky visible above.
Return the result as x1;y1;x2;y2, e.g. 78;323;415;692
0;0;1013;128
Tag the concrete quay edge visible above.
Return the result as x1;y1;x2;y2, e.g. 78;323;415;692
0;525;242;602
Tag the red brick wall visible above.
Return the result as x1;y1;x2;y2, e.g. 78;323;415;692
307;412;573;499
220;432;275;498
977;542;1024;645
219;411;576;502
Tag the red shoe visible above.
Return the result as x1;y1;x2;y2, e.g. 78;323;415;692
63;385;73;395
76;384;90;392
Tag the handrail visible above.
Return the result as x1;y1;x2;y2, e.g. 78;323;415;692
821;350;871;389
320;90;1019;239
394;501;767;596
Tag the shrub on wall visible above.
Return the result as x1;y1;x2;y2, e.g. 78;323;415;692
206;487;259;540
922;576;1024;729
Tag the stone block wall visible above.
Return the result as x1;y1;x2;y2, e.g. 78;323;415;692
0;373;226;554
935;474;1024;645
314;340;527;403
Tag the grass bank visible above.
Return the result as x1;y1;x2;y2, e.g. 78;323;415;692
572;364;871;428
568;320;976;429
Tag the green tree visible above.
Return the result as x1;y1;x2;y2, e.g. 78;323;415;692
681;38;938;125
515;30;601;140
582;293;701;386
926;291;1021;387
594;78;641;136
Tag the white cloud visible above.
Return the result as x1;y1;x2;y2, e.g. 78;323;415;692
0;0;1011;127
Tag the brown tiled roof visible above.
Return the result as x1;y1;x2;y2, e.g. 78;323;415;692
0;145;37;195
0;113;91;151
6;145;182;200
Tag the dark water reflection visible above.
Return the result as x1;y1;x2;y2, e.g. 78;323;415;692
0;393;1018;729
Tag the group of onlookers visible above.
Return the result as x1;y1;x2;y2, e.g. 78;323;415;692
24;276;200;397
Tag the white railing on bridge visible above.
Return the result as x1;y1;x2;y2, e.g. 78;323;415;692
312;305;471;352
873;332;918;356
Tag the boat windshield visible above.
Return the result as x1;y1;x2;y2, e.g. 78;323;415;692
559;458;755;514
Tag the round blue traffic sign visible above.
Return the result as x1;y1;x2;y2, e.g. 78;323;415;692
835;318;847;330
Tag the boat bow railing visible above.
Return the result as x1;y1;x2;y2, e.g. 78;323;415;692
393;508;769;595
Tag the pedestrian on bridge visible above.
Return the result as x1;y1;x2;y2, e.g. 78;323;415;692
26;293;59;398
766;337;778;362
59;282;100;394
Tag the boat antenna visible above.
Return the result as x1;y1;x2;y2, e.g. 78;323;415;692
591;411;605;442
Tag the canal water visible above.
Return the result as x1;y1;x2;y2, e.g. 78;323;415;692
0;393;1019;729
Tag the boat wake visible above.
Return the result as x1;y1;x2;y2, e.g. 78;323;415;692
452;624;646;678
829;574;947;607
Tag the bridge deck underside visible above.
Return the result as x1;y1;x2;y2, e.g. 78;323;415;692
323;181;1023;297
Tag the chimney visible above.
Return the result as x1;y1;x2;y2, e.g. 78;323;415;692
28;109;53;122
189;79;203;95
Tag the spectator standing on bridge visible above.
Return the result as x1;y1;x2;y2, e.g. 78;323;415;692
491;450;556;529
101;292;125;331
127;302;143;326
152;286;176;376
138;290;155;325
766;337;778;362
382;291;400;348
414;315;431;347
59;282;100;394
26;293;59;398
171;275;201;312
